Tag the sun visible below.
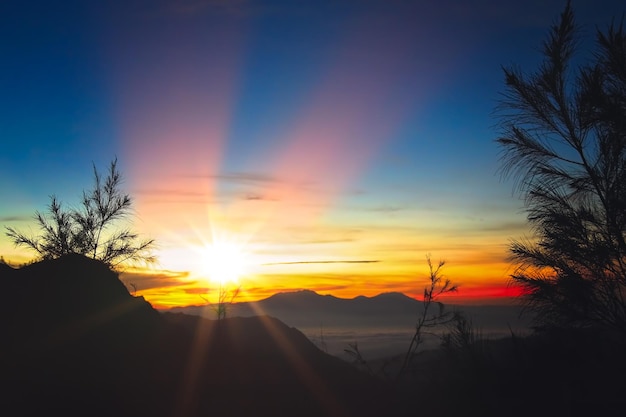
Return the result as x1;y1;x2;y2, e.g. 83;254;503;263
201;240;248;285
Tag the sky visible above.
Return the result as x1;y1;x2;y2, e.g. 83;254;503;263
1;0;624;308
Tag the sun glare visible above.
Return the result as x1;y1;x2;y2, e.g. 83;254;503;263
201;240;248;285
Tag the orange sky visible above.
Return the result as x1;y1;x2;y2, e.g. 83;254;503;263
108;201;527;309
0;0;547;309
0;188;527;309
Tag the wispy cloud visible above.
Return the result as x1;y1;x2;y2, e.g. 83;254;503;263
244;193;265;201
366;205;404;213
120;269;190;291
212;172;279;185
183;286;211;295
135;188;208;199
262;260;379;266
0;215;31;223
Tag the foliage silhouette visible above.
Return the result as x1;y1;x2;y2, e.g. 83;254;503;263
343;341;375;376
5;158;155;268
344;256;457;383
396;255;457;382
496;1;626;337
441;312;483;354
200;282;241;320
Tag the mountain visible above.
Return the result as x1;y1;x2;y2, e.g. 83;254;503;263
0;255;395;417
165;289;532;336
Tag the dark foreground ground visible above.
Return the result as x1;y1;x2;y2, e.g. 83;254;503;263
1;255;394;417
2;255;625;417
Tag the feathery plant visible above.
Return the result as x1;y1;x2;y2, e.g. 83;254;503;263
343;255;457;382
5;158;155;269
213;283;241;320
441;312;488;361
496;1;626;337
344;341;374;375
396;255;457;382
201;283;241;320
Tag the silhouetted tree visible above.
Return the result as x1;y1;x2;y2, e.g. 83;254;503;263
496;2;626;337
5;158;155;268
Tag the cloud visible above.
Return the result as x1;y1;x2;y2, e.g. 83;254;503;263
478;220;529;233
135;188;207;199
244;193;265;201
132;185;217;205
267;225;364;245
119;269;190;291
211;172;279;185
0;215;31;223
240;191;281;202
242;283;351;297
366;205;404;213
213;172;324;195
183;286;211;295
262;260;379;266
295;238;357;244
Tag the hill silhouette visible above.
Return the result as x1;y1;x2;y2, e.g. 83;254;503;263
165;289;532;338
0;255;395;417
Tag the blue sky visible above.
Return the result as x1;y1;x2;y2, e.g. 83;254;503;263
1;0;624;306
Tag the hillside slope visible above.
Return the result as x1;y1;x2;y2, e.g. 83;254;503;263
0;255;395;417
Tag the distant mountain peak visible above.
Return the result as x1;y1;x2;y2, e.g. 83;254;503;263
268;289;324;298
373;292;415;300
266;290;415;303
266;289;332;302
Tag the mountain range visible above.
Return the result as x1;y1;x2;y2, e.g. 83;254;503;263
162;289;534;360
164;289;533;335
